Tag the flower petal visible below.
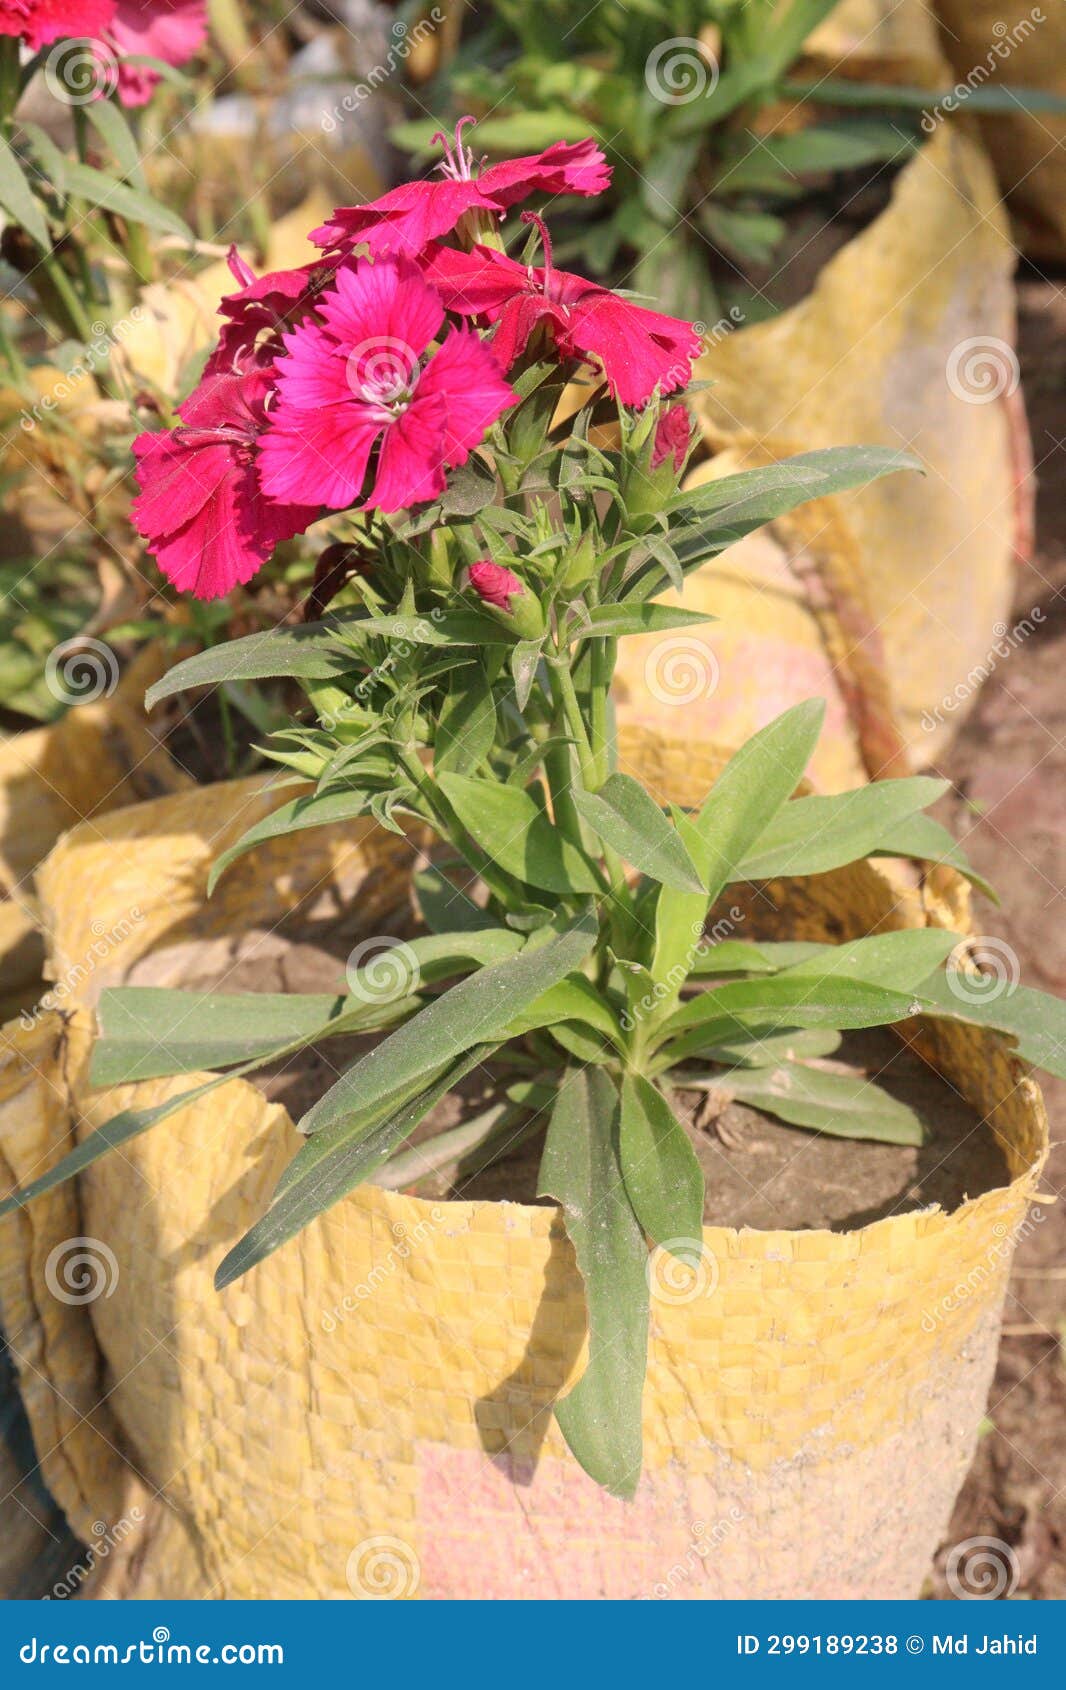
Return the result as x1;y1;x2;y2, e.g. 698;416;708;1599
417;327;516;464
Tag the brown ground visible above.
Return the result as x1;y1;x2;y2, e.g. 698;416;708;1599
926;276;1066;1599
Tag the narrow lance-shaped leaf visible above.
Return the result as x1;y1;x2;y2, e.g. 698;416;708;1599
290;909;598;1157
438;773;602;895
619;1075;704;1258
574;773;705;894
707;1064;924;1146
215;1045;498;1289
538;1068;649;1500
734;777;948;881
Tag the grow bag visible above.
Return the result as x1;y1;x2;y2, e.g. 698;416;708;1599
934;0;1066;261
613;125;1033;789
0;767;1047;1600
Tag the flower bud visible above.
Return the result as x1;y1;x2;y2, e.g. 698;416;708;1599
467;559;545;640
622;401;693;523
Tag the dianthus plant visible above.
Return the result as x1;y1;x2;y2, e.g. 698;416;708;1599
6;125;1065;1497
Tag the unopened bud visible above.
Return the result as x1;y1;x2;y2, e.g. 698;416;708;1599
467;559;545;639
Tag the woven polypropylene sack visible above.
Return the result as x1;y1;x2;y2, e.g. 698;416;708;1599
934;1;1066;261
0;768;1047;1599
614;125;1033;790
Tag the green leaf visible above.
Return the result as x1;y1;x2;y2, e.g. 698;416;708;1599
84;99;145;185
875;812;997;903
774;929;960;992
436;666;497;776
61;160;192;241
652;700;824;996
90;930;525;1084
574;774;705;894
664;444;919;528
693;1028;843;1066
657;974;919;1065
214;1045;498;1289
144;623;360;704
291;909;598;1153
206;787;372;892
735;777;948;881
538;1068;648;1500
619;1075;704;1256
569;603;715;641
438;773;602;895
504;977;623;1048
0;133;51;248
914;973;1066;1082
724;1064;923;1145
413;865;496;934
509;639;542;712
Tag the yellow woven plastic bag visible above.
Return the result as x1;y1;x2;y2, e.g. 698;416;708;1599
614;126;1032;790
935;1;1066;260
0;769;1047;1599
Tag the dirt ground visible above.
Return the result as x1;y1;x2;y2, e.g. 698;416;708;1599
927;276;1066;1599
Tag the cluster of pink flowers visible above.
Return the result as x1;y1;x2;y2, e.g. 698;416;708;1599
131;122;702;600
0;0;206;106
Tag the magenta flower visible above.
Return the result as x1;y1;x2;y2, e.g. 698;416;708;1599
131;369;317;601
311;120;609;258
204;246;339;378
258;255;516;515
105;0;208;107
423;221;701;407
468;559;526;612
651;403;692;470
0;0;116;47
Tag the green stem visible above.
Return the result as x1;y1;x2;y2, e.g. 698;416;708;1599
396;746;523;911
37;252;96;344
